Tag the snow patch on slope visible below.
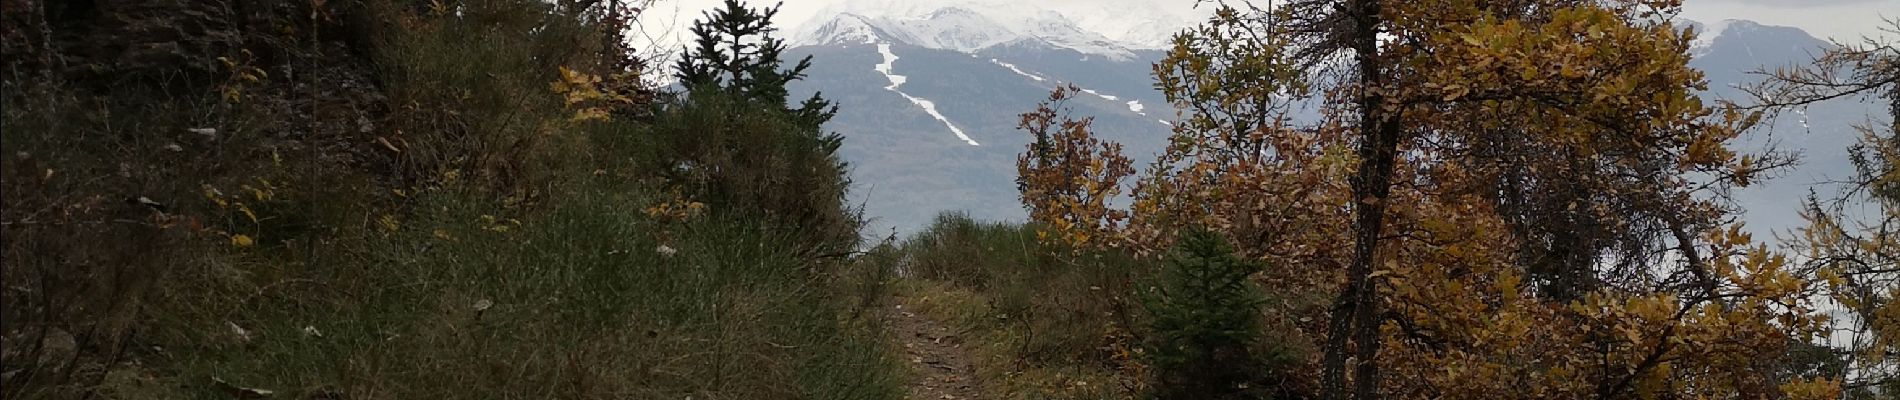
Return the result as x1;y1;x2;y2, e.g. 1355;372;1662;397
1690;19;1735;50
991;57;1147;116
1080;88;1118;101
875;43;980;146
990;59;1046;82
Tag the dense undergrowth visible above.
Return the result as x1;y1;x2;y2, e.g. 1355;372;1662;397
886;213;1140;399
882;213;1312;399
0;0;898;398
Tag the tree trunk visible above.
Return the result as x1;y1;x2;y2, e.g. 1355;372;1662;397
1320;0;1397;398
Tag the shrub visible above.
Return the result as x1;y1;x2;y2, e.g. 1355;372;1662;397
844;237;904;314
1141;228;1270;400
366;0;604;192
901;212;1043;288
640;90;858;253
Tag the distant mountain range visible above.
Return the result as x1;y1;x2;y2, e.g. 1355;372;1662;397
783;2;1886;240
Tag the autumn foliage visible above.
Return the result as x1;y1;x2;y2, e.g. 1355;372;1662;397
1014;0;1851;398
1763;22;1900;397
1017;84;1137;250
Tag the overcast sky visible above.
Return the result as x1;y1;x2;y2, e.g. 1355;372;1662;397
634;0;1898;52
1681;0;1897;42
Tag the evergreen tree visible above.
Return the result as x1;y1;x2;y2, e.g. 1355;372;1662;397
1142;228;1272;400
655;0;856;252
673;0;835;127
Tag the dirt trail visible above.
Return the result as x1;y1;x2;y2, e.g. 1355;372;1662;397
889;302;982;399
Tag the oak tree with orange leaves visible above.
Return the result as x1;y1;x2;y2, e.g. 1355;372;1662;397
1015;0;1843;398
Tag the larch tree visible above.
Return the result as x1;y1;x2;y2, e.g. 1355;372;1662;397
1760;20;1900;398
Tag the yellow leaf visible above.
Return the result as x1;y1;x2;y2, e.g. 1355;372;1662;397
237;203;259;223
1443;84;1469;102
230;234;255;247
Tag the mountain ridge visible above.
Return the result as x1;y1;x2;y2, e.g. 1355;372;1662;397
790;1;1197;60
785;10;1878;238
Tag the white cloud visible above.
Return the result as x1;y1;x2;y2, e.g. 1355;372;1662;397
632;0;1900;62
1682;0;1899;42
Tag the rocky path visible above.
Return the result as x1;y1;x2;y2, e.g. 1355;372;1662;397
889;302;981;400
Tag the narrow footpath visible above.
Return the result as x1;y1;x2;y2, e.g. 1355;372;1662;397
889;302;982;400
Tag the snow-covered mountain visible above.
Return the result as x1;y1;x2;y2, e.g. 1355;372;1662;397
792;0;1198;60
786;8;1882;238
1686;19;1835;97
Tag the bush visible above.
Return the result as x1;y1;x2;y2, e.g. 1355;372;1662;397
844;237;904;314
367;0;605;191
901;212;1044;288
1141;228;1270;400
640;90;858;253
